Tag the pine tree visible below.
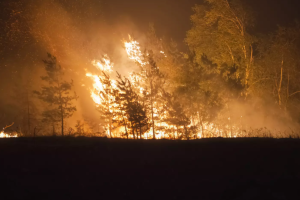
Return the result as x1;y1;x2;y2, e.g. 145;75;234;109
116;72;148;139
34;53;78;136
162;91;190;139
132;51;165;139
96;72;119;138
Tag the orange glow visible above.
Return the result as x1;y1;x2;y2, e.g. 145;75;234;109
124;35;147;66
85;36;244;139
0;131;18;138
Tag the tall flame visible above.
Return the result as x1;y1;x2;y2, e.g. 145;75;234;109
86;55;117;107
86;55;121;137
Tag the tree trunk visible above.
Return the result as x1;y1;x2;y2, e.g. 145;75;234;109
228;104;233;138
122;113;128;139
197;108;204;138
109;115;112;138
173;125;176;140
199;113;204;138
27;92;31;136
285;70;290;111
150;80;155;139
139;123;142;139
133;128;136;139
58;82;64;137
278;67;283;106
184;125;189;140
61;108;64;137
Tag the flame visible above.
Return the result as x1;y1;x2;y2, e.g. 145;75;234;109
0;123;17;138
86;56;121;137
160;51;167;57
92;55;113;72
86;56;117;107
0;131;18;138
85;36;245;139
124;35;147;66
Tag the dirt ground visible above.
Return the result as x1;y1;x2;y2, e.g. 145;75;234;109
0;137;299;200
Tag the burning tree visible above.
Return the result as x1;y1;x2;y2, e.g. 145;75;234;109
35;53;78;136
115;72;148;139
98;72;119;138
162;91;190;139
86;56;120;137
124;34;166;139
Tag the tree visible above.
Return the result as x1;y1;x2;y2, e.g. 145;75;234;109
186;0;255;97
162;91;190;139
130;51;165;139
254;24;300;124
11;70;41;136
116;72;148;139
96;72;119;138
75;120;84;136
35;53;78;136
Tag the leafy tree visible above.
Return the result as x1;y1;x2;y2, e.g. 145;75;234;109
256;25;300;107
254;24;300;125
34;53;78;136
186;0;255;96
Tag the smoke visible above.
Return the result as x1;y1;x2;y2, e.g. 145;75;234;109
1;0;297;136
0;0;147;130
224;98;299;135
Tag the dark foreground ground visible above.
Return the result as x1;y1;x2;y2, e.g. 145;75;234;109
0;137;300;200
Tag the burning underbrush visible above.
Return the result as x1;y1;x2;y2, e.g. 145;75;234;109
0;123;18;138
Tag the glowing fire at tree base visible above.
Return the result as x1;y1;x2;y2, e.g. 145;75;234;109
0;131;18;138
85;36;271;139
0;123;18;138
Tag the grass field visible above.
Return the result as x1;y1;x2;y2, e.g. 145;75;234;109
0;137;299;200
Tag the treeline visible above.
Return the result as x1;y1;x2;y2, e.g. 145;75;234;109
96;0;300;139
2;0;300;138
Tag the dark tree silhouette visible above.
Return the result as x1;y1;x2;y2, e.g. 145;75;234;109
34;53;78;136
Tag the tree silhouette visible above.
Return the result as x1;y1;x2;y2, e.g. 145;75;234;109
116;72;148;139
34;53;78;136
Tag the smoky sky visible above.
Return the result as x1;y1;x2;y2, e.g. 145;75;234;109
101;0;300;49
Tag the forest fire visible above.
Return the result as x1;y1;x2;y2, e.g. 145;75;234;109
86;56;120;137
84;36;247;139
1;0;299;139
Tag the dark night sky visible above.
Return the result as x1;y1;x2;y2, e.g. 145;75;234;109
102;0;300;48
